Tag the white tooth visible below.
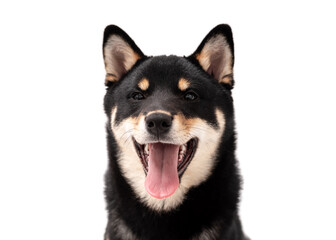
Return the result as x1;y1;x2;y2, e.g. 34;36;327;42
178;144;188;163
182;144;186;153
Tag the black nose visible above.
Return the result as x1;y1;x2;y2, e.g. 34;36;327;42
145;113;172;136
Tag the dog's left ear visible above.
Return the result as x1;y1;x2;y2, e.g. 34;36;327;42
103;25;145;85
188;24;235;88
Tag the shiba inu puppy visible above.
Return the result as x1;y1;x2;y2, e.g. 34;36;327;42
102;24;248;240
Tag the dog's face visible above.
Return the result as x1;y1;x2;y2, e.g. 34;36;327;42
103;25;235;211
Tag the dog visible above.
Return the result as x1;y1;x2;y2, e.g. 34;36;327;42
102;24;248;240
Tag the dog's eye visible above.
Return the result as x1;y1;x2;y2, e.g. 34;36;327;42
184;91;198;101
131;92;145;100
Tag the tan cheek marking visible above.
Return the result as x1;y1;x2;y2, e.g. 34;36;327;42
174;111;222;137
129;114;143;130
138;78;149;91
111;107;141;130
178;78;190;91
174;113;200;134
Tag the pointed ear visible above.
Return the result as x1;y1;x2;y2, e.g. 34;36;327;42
188;24;235;88
103;25;145;85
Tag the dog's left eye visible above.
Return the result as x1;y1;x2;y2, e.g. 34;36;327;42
131;92;145;100
184;91;198;101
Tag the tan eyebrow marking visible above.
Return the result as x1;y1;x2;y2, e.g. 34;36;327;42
178;78;190;91
138;78;149;91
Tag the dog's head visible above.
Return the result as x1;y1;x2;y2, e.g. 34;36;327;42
103;25;235;211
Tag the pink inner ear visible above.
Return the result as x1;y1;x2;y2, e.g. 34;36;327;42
112;50;128;78
208;52;225;80
196;34;233;85
104;35;140;81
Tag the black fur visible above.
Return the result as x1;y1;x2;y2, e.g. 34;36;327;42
102;25;248;240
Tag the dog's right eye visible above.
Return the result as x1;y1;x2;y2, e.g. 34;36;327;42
131;92;145;100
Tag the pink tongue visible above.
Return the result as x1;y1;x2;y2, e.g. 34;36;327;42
144;143;180;199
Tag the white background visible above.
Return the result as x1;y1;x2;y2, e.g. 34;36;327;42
0;0;335;239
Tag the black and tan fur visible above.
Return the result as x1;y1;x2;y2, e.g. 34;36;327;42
102;24;248;240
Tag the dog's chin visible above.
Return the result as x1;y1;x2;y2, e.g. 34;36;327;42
133;137;198;199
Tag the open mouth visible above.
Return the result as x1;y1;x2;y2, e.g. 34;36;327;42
133;138;198;177
133;138;198;199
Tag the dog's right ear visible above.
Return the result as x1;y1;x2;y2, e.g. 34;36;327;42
103;25;145;85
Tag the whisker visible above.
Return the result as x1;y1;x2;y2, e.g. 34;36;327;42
182;124;210;132
119;129;133;139
123;134;134;145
